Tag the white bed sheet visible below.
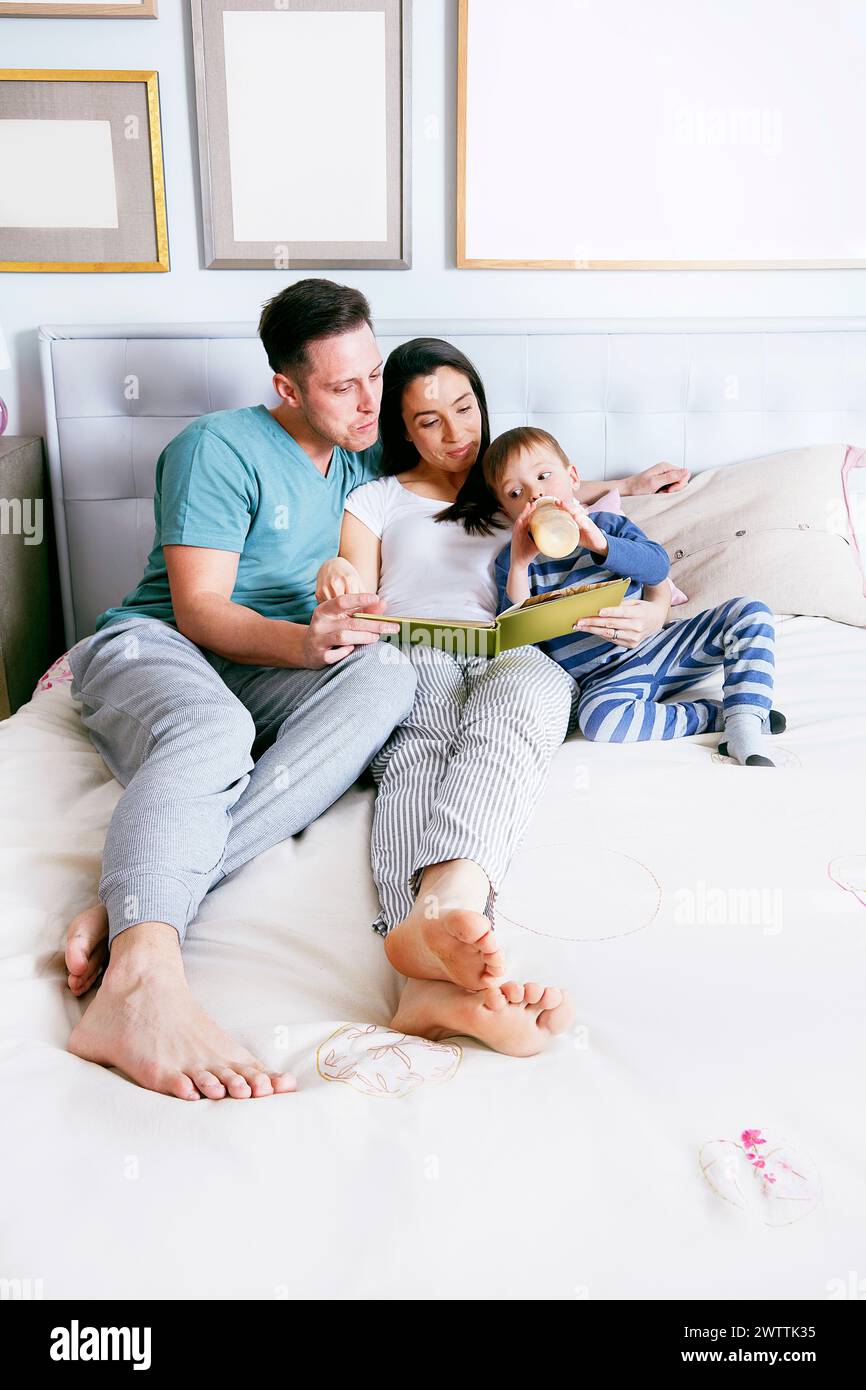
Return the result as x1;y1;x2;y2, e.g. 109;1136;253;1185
1;615;865;1301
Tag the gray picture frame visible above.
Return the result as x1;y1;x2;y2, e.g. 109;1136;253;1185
191;0;411;270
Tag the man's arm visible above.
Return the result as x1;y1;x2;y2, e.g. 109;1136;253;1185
576;461;690;505
165;545;397;669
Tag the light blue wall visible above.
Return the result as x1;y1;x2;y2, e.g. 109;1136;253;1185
1;0;864;434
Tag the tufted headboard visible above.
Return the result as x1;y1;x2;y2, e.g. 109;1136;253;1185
39;318;866;646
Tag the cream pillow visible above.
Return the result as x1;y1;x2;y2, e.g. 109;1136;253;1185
621;444;866;627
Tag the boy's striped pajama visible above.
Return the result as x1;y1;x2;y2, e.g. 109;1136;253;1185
575;597;775;742
369;643;577;934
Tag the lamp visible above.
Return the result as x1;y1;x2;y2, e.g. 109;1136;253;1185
0;324;9;436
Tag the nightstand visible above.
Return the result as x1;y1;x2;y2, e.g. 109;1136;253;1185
0;435;64;718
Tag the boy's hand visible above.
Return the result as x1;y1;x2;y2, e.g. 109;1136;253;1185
509;501;541;569
304;593;400;667
316;557;363;602
556;497;609;557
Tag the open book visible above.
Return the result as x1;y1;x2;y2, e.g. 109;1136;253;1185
356;577;630;659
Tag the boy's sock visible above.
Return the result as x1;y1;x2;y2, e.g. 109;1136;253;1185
718;708;786;761
720;709;775;766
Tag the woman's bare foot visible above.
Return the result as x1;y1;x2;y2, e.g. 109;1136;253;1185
384;859;505;989
67;922;297;1101
65;903;109;996
391;976;575;1058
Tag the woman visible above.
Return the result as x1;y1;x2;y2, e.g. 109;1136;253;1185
317;339;679;1056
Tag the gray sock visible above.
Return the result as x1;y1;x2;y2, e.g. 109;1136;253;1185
723;709;774;766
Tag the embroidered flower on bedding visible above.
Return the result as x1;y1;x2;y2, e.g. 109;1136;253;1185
316;1023;462;1097
699;1128;821;1225
36;651;74;692
828;856;866;910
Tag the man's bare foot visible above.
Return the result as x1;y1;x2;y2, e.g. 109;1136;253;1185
65;903;109;996
390;976;575;1058
384;858;505;989
67;922;297;1101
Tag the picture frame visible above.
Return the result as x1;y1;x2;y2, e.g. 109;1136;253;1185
0;2;157;17
0;69;169;272
191;0;410;269
457;0;866;270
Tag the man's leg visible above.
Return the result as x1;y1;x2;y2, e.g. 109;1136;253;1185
384;645;576;988
209;641;417;884
65;618;295;1100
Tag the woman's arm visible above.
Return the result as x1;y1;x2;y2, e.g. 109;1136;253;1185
316;511;382;600
574;580;672;649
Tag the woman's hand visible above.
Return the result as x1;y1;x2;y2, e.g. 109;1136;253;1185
316;557;363;602
574;597;667;649
622;461;690;496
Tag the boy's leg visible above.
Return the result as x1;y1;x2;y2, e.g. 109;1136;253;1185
577;598;778;761
711;597;778;764
383;645;576;988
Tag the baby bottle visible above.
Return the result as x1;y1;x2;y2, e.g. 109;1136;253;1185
528;497;581;558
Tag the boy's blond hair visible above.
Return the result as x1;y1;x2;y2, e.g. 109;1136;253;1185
482;426;571;494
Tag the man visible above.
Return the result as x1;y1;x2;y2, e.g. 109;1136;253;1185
63;279;416;1102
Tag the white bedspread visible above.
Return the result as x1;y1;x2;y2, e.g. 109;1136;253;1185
2;616;865;1300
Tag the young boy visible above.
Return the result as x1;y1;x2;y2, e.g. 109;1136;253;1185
485;426;786;765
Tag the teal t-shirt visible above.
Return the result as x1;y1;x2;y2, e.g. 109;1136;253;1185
95;404;383;632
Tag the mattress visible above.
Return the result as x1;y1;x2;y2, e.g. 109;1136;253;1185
1;614;865;1301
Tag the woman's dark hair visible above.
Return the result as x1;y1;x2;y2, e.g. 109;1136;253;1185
379;337;506;535
258;278;373;379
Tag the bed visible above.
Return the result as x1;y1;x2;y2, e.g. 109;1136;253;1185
2;319;865;1300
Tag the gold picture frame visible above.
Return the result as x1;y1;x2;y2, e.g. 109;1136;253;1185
0;69;168;271
0;2;157;16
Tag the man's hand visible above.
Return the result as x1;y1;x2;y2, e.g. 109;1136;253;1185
303;592;400;668
622;461;690;496
575;597;666;648
316;556;363;602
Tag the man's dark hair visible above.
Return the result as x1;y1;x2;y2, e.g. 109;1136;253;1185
258;278;373;379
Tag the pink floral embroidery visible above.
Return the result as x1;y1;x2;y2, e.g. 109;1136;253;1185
700;1129;820;1224
36;652;74;692
740;1128;765;1148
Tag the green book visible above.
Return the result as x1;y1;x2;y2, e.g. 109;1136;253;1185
357;577;630;660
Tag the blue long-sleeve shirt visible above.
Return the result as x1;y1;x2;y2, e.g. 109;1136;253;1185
494;510;671;682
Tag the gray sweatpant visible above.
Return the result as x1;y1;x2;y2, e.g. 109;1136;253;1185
68;615;417;948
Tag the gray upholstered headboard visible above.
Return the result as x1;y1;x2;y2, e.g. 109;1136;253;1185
39;318;866;646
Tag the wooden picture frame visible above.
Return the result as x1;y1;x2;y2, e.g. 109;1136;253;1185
0;69;168;271
0;2;157;16
191;0;410;269
457;0;866;270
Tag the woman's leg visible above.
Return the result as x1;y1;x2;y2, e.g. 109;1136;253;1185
368;646;469;932
384;645;576;987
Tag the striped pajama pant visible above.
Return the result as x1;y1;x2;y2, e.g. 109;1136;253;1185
369;643;577;934
575;597;775;742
